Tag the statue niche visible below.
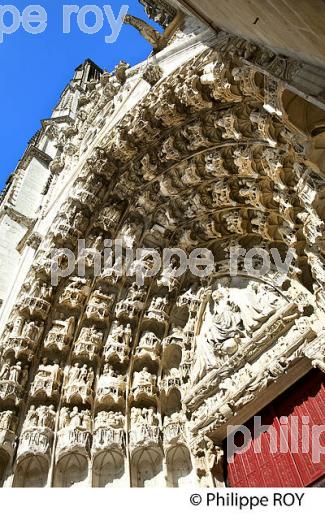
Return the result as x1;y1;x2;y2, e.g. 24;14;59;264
92;409;126;487
0;362;29;406
2;317;43;360
95;364;126;407
103;321;132;365
30;359;62;399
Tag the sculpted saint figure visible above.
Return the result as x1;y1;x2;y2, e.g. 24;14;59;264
0;362;10;380
59;407;70;429
130;407;158;427
242;281;282;332
108;411;124;429
81;409;92;431
112;322;132;344
97;364;124;392
191;291;244;384
208;292;243;344
132;367;156;389
95;410;124;429
23;320;40;341
7;316;25;338
64;363;81;386
149;295;168;312
25;405;38;428
158;258;180;291
33;359;61;388
8;362;23;383
145;407;158;426
70;406;82;428
37;405;56;429
127;283;146;303
27;280;52;301
131;407;142;425
0;410;17;431
117;221;140;249
94;411;109;429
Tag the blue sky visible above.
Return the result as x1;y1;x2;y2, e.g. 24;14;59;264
0;0;158;190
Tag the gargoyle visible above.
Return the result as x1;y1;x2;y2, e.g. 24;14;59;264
124;14;162;47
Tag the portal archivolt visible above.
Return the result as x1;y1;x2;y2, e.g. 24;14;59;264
1;47;325;487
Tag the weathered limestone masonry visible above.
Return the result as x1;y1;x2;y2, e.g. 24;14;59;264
0;0;324;487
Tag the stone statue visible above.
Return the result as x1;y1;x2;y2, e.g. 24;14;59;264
22;320;40;341
9;362;22;383
132;367;156;389
23;405;56;430
0;362;10;380
59;277;91;308
124;14;162;47
97;364;124;392
104;321;133;362
69;406;82;428
77;325;103;346
32;359;61;393
86;287;114;319
95;410;124;430
111;322;132;344
243;281;282;331
59;407;70;429
130;407;158;427
0;410;17;431
64;363;81;386
81;409;92;431
158;259;180;291
191;291;244;384
24;405;38;429
37;405;56;429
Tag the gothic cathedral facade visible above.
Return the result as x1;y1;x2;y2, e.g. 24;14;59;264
0;0;324;487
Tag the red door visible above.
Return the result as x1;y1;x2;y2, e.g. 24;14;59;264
226;369;325;487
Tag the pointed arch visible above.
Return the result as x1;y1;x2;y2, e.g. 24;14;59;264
92;451;125;487
13;455;48;488
131;448;163;487
54;453;88;488
166;445;195;487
